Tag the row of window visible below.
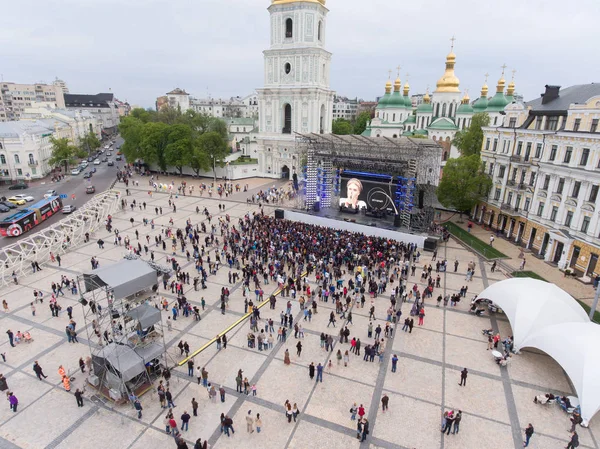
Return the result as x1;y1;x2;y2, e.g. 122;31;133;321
0;154;36;164
486;138;595;167
535;202;592;233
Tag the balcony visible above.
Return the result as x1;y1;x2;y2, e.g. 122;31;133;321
507;179;516;187
500;203;513;211
28;160;38;167
510;155;521;162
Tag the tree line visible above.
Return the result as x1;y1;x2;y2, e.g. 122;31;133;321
331;111;371;135
119;107;230;175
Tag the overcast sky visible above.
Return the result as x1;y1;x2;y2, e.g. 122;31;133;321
1;0;598;108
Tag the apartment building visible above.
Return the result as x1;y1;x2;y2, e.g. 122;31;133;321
332;96;358;121
479;83;600;278
0;82;66;121
64;93;120;135
156;88;259;119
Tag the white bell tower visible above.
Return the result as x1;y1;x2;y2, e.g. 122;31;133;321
256;0;335;178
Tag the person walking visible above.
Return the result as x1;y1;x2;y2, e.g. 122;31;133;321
309;362;315;380
33;361;48;380
316;363;323;382
255;413;262;433
74;388;84;407
296;341;302;357
219;385;226;403
381;393;389;413
187;359;194;377
245;410;254;433
6;330;14;347
452;410;462;434
134;398;143;419
391;354;398;372
284;349;291;365
8;392;18;412
166;389;176;408
350;402;358;420
361;418;369;442
459;368;468;386
191;398;199;417
524;423;535;447
223;415;234;436
181;411;191;431
566;431;580;449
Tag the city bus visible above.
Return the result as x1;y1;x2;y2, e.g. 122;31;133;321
0;196;63;237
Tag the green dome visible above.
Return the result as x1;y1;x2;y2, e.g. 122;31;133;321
403;95;412;108
414;128;428;136
378;92;391;108
456;102;474;114
387;91;406;108
486;92;509;111
417;102;433;113
403;114;416;124
472;96;488;112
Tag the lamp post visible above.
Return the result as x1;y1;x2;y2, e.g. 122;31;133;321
211;155;216;185
590;284;600;321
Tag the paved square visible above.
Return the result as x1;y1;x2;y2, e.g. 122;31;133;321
0;176;597;449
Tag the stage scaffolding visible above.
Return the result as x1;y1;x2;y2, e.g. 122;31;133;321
77;257;174;403
296;133;442;230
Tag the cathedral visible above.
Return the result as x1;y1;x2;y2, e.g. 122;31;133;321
363;48;516;162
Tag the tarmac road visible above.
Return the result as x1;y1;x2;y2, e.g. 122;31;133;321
0;136;124;249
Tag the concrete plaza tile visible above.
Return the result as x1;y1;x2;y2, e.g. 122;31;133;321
0;371;52;426
206;345;267;391
444;367;510;424
445;334;501;376
256;360;315;410
190;310;243;340
128;427;177;449
372;392;441;448
442;413;515;449
213;402;292;449
55;407;146;449
304;374;374;430
287;420;358;449
396;327;444;362
508;350;572;392
383;357;442;405
1;388;89;448
1;330;62;369
445;309;493;340
512;384;595;448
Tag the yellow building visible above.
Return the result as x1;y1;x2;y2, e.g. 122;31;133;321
478;83;600;280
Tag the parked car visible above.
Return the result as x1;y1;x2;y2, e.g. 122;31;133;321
81;161;89;168
8;183;28;190
107;160;114;166
87;156;94;162
71;169;81;175
86;185;96;194
12;194;34;202
62;205;76;214
91;167;97;173
83;172;92;179
7;197;26;205
0;201;16;209
0;204;10;213
104;145;110;150
115;155;122;161
101;157;108;162
44;189;58;198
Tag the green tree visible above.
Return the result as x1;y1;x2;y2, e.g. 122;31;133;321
164;125;193;174
188;139;211;175
130;108;156;123
140;122;170;171
437;155;493;218
332;119;353;135
207;117;229;141
199;131;228;171
48;137;80;172
452;112;490;156
79;131;101;156
353;111;371;135
119;116;145;162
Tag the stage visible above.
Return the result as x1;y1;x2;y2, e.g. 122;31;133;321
285;208;431;248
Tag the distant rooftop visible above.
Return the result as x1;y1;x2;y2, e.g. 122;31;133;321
64;93;114;108
526;83;600;112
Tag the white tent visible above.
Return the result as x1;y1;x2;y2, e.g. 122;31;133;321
477;278;589;349
520;322;600;425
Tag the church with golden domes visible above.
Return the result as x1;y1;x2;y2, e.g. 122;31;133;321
362;45;517;163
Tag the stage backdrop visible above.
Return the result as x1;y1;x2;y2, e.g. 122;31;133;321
340;174;396;213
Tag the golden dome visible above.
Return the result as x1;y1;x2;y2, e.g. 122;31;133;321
462;90;470;104
423;90;431;103
272;0;325;4
403;82;410;95
385;80;392;94
481;83;489;98
394;77;401;92
435;51;460;93
507;71;516;96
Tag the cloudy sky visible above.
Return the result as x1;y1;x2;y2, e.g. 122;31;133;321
1;0;597;108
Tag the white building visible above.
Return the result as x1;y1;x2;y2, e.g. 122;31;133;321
21;105;100;144
255;0;335;178
332;96;358;121
64;93;120;135
0;81;66;122
0;120;71;182
52;78;69;94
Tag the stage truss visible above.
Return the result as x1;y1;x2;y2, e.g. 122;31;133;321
0;189;121;287
296;133;442;231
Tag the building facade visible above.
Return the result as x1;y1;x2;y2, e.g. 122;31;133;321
0;82;66;122
157;89;259;119
478;83;600;278
332;96;358;121
255;0;335;178
64;93;120;135
21;106;100;143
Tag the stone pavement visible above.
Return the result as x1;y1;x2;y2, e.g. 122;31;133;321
0;178;597;449
443;212;598;306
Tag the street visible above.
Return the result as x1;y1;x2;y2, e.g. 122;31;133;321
0;136;124;248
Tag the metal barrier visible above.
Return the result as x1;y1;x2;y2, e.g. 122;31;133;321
0;188;121;286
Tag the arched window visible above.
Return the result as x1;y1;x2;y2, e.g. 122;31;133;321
14;154;20;164
283;104;292;134
441;103;447;117
393;134;398;138
28;154;34;164
443;151;448;161
392;113;396;122
435;103;440;117
285;63;291;74
0;155;5;164
318;21;322;41
285;18;293;38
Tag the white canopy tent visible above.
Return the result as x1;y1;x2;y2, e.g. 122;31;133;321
478;278;600;424
477;278;589;350
520;322;600;425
